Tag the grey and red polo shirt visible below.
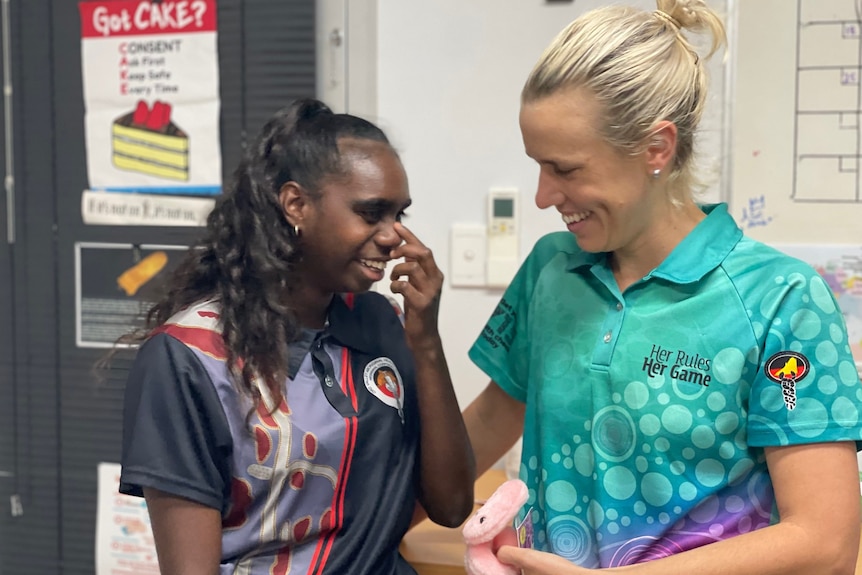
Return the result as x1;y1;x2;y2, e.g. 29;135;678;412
120;292;421;575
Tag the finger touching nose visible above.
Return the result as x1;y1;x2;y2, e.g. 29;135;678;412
376;223;402;248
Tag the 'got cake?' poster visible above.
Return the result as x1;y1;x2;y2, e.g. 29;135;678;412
79;0;221;223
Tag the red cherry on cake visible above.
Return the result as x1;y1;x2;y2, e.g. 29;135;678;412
132;100;149;126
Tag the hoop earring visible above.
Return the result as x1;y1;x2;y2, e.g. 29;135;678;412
293;224;302;237
651;169;661;179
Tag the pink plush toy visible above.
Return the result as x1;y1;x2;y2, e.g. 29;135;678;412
462;479;529;575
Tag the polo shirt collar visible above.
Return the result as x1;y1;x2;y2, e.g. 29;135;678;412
651;203;741;284
323;293;375;354
564;203;742;284
565;248;604;271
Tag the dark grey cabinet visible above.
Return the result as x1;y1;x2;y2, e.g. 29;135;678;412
1;1;316;573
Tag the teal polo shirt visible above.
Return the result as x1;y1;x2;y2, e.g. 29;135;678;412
469;203;862;568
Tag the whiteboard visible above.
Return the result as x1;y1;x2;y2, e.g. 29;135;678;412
730;0;862;243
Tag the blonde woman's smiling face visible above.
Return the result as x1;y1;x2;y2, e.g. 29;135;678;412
519;88;660;255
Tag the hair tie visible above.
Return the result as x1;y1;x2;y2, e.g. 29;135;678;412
654;10;682;31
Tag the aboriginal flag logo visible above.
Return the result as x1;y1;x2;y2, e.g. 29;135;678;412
764;351;810;410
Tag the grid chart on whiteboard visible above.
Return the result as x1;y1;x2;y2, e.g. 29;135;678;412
795;0;862;203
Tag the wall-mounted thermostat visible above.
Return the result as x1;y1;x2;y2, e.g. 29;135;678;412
487;188;519;288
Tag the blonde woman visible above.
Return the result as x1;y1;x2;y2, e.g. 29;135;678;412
464;1;862;573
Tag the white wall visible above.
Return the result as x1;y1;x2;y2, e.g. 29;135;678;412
326;0;731;407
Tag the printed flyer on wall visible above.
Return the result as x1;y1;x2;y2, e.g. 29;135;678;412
75;242;187;348
775;244;862;370
95;462;160;575
79;0;221;224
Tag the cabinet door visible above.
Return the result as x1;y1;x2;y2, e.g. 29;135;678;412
0;180;12;575
0;3;14;570
0;215;11;575
48;1;317;572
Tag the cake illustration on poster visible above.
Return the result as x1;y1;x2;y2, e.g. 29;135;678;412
112;100;190;181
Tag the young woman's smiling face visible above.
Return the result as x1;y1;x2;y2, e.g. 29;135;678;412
296;140;411;296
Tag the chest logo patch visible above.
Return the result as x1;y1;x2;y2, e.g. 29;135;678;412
764;351;810;410
363;357;405;417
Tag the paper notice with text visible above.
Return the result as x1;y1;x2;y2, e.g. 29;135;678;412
96;462;160;575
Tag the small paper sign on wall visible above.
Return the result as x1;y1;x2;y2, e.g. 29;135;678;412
82;189;214;226
96;462;160;575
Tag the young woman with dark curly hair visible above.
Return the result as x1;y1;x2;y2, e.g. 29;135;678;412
117;98;475;575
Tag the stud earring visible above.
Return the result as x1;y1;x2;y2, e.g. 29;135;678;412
652;169;661;179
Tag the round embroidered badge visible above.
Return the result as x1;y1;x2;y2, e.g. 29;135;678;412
764;351;810;411
764;351;810;384
363;357;404;410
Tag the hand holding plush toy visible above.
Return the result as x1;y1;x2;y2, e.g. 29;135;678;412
462;479;529;575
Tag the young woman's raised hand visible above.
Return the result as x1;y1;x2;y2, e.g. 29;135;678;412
388;222;444;349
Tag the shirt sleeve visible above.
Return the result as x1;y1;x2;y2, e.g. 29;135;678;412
746;263;862;448
468;234;565;403
119;332;234;512
382;294;406;327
